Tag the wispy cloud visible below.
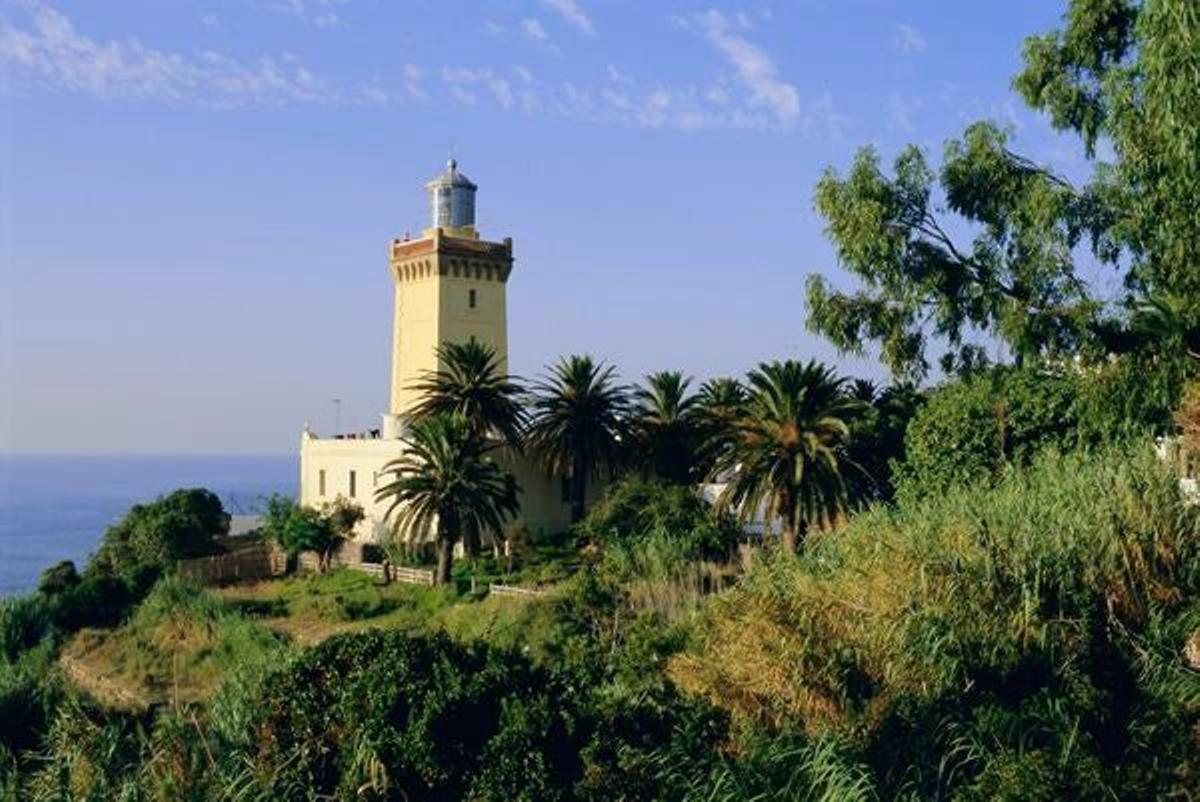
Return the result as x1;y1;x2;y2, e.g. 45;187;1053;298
442;66;514;110
541;0;594;36
887;90;922;133
272;0;347;29
0;1;397;106
401;63;426;101
893;23;926;54
803;92;848;141
688;9;799;125
521;18;549;43
0;2;845;138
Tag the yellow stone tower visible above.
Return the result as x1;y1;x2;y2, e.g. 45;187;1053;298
385;160;513;428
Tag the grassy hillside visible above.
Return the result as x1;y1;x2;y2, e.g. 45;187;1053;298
10;446;1199;799
670;446;1200;798
60;579;287;711
59;570;569;708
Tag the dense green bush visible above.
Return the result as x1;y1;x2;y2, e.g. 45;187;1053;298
896;359;1195;500
0;594;60;763
673;445;1200;799
576;479;739;561
261;494;362;566
88;488;229;585
894;365;1083;498
241;630;586;801
50;572;137;631
0;595;54;663
1074;353;1193;444
0;642;62;756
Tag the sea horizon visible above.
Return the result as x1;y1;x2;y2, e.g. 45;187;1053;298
0;453;297;597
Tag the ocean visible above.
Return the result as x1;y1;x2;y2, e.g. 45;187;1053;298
0;455;297;597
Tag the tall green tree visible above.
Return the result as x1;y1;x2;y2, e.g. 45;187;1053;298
710;360;861;553
376;414;520;584
526;355;629;523
806;0;1200;380
632;371;701;484
408;340;527;450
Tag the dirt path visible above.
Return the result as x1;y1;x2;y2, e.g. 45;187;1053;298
59;648;153;713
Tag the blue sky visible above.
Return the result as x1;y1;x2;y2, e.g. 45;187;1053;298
0;0;1088;454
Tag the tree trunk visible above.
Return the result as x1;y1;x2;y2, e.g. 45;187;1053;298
780;526;798;554
570;461;588;524
435;537;453;586
778;492;798;554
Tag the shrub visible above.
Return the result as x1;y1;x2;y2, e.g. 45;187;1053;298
672;445;1200;799
88;488;229;585
0;641;62;754
1175;379;1200;457
0;595;54;663
577;479;739;562
1074;353;1191;445
37;561;80;597
895;365;1082;498
240;630;587;801
52;572;137;632
261;494;360;568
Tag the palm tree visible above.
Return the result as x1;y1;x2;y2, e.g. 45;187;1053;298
408;340;526;449
845;378;880;404
1130;293;1200;360
694;377;747;476
375;414;520;585
526;355;629;523
632;371;700;483
710;360;861;554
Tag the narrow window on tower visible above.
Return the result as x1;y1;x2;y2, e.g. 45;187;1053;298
319;469;326;497
469;288;477;309
349;470;357;498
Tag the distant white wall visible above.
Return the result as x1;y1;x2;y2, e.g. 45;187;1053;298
300;434;405;542
299;433;585;544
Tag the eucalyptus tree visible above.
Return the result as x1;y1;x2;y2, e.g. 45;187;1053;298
526;355;629;523
408;340;526;450
710;360;861;553
632;370;701;484
806;0;1200;380
375;414;519;585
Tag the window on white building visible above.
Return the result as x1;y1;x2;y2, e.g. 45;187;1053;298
349;470;357;498
318;469;326;496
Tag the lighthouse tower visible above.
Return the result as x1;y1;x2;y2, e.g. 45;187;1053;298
299;160;582;542
384;160;514;431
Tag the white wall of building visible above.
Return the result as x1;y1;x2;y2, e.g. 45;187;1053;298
299;433;405;542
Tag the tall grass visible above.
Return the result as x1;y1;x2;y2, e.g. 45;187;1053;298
670;445;1200;797
603;533;739;623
